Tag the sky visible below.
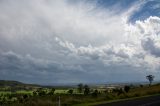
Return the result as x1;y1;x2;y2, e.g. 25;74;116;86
0;0;160;85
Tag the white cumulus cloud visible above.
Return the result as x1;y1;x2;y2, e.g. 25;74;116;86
0;0;160;84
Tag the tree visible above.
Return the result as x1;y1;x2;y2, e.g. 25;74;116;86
92;89;98;97
36;88;46;96
84;84;90;95
113;88;124;95
146;75;154;86
48;88;55;95
117;88;124;95
23;94;28;100
124;85;130;93
77;83;83;93
140;84;143;88
33;91;37;96
68;89;73;94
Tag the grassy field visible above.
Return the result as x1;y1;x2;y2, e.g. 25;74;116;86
75;94;160;106
0;91;11;95
73;84;160;106
16;90;33;94
0;82;160;106
54;89;68;94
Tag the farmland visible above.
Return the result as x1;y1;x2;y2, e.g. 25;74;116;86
0;80;160;106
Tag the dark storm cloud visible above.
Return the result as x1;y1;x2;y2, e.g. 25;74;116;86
141;37;160;57
0;0;160;84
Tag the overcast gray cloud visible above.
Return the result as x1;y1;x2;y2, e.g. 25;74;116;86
0;0;160;84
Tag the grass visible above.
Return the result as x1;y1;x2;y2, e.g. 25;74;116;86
0;91;11;95
0;91;32;95
54;89;82;94
75;93;160;106
16;90;33;94
55;89;68;94
1;84;160;106
75;84;160;106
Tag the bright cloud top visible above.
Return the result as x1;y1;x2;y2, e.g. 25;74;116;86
0;0;160;84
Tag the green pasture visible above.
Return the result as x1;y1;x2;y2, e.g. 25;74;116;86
0;91;11;95
16;90;33;94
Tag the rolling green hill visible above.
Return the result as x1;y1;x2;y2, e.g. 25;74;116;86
0;80;41;91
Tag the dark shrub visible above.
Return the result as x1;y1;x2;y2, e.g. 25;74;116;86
124;86;130;93
92;89;98;97
68;89;73;94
